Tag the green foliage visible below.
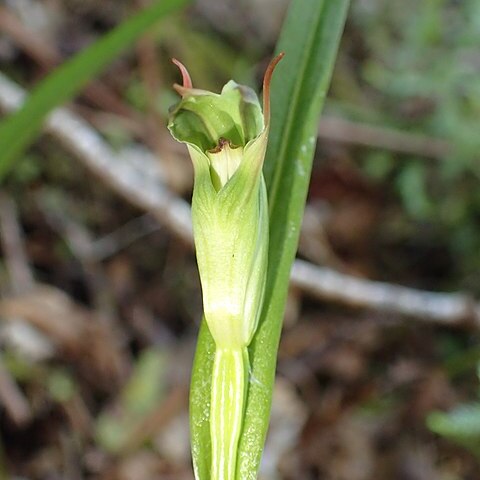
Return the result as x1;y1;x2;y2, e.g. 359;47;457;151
427;361;480;459
428;404;480;458
396;162;433;220
0;0;189;182
96;348;167;454
189;1;350;478
348;0;480;287
47;369;76;403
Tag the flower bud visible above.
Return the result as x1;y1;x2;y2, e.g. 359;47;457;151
168;55;283;350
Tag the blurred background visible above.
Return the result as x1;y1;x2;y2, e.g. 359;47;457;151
0;0;480;478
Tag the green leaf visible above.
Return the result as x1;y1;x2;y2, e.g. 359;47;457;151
238;2;350;476
190;320;215;479
95;348;167;454
189;1;350;478
428;404;480;439
427;404;480;458
0;0;189;182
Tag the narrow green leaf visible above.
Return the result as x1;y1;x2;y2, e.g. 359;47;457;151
0;0;189;181
190;319;215;480
238;0;350;477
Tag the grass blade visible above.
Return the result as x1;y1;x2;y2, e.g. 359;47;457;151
237;0;350;477
0;0;189;181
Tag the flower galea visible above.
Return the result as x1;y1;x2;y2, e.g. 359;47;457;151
168;53;283;480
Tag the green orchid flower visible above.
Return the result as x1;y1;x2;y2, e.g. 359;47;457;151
168;54;283;480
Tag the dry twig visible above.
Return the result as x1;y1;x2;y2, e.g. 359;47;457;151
291;260;479;326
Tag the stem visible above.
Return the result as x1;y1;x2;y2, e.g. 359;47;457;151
210;347;248;480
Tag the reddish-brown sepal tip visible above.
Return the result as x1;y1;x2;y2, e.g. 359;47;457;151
263;52;285;124
172;58;193;89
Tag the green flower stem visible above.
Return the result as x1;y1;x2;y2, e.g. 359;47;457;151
168;56;282;479
210;347;248;480
168;55;283;479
